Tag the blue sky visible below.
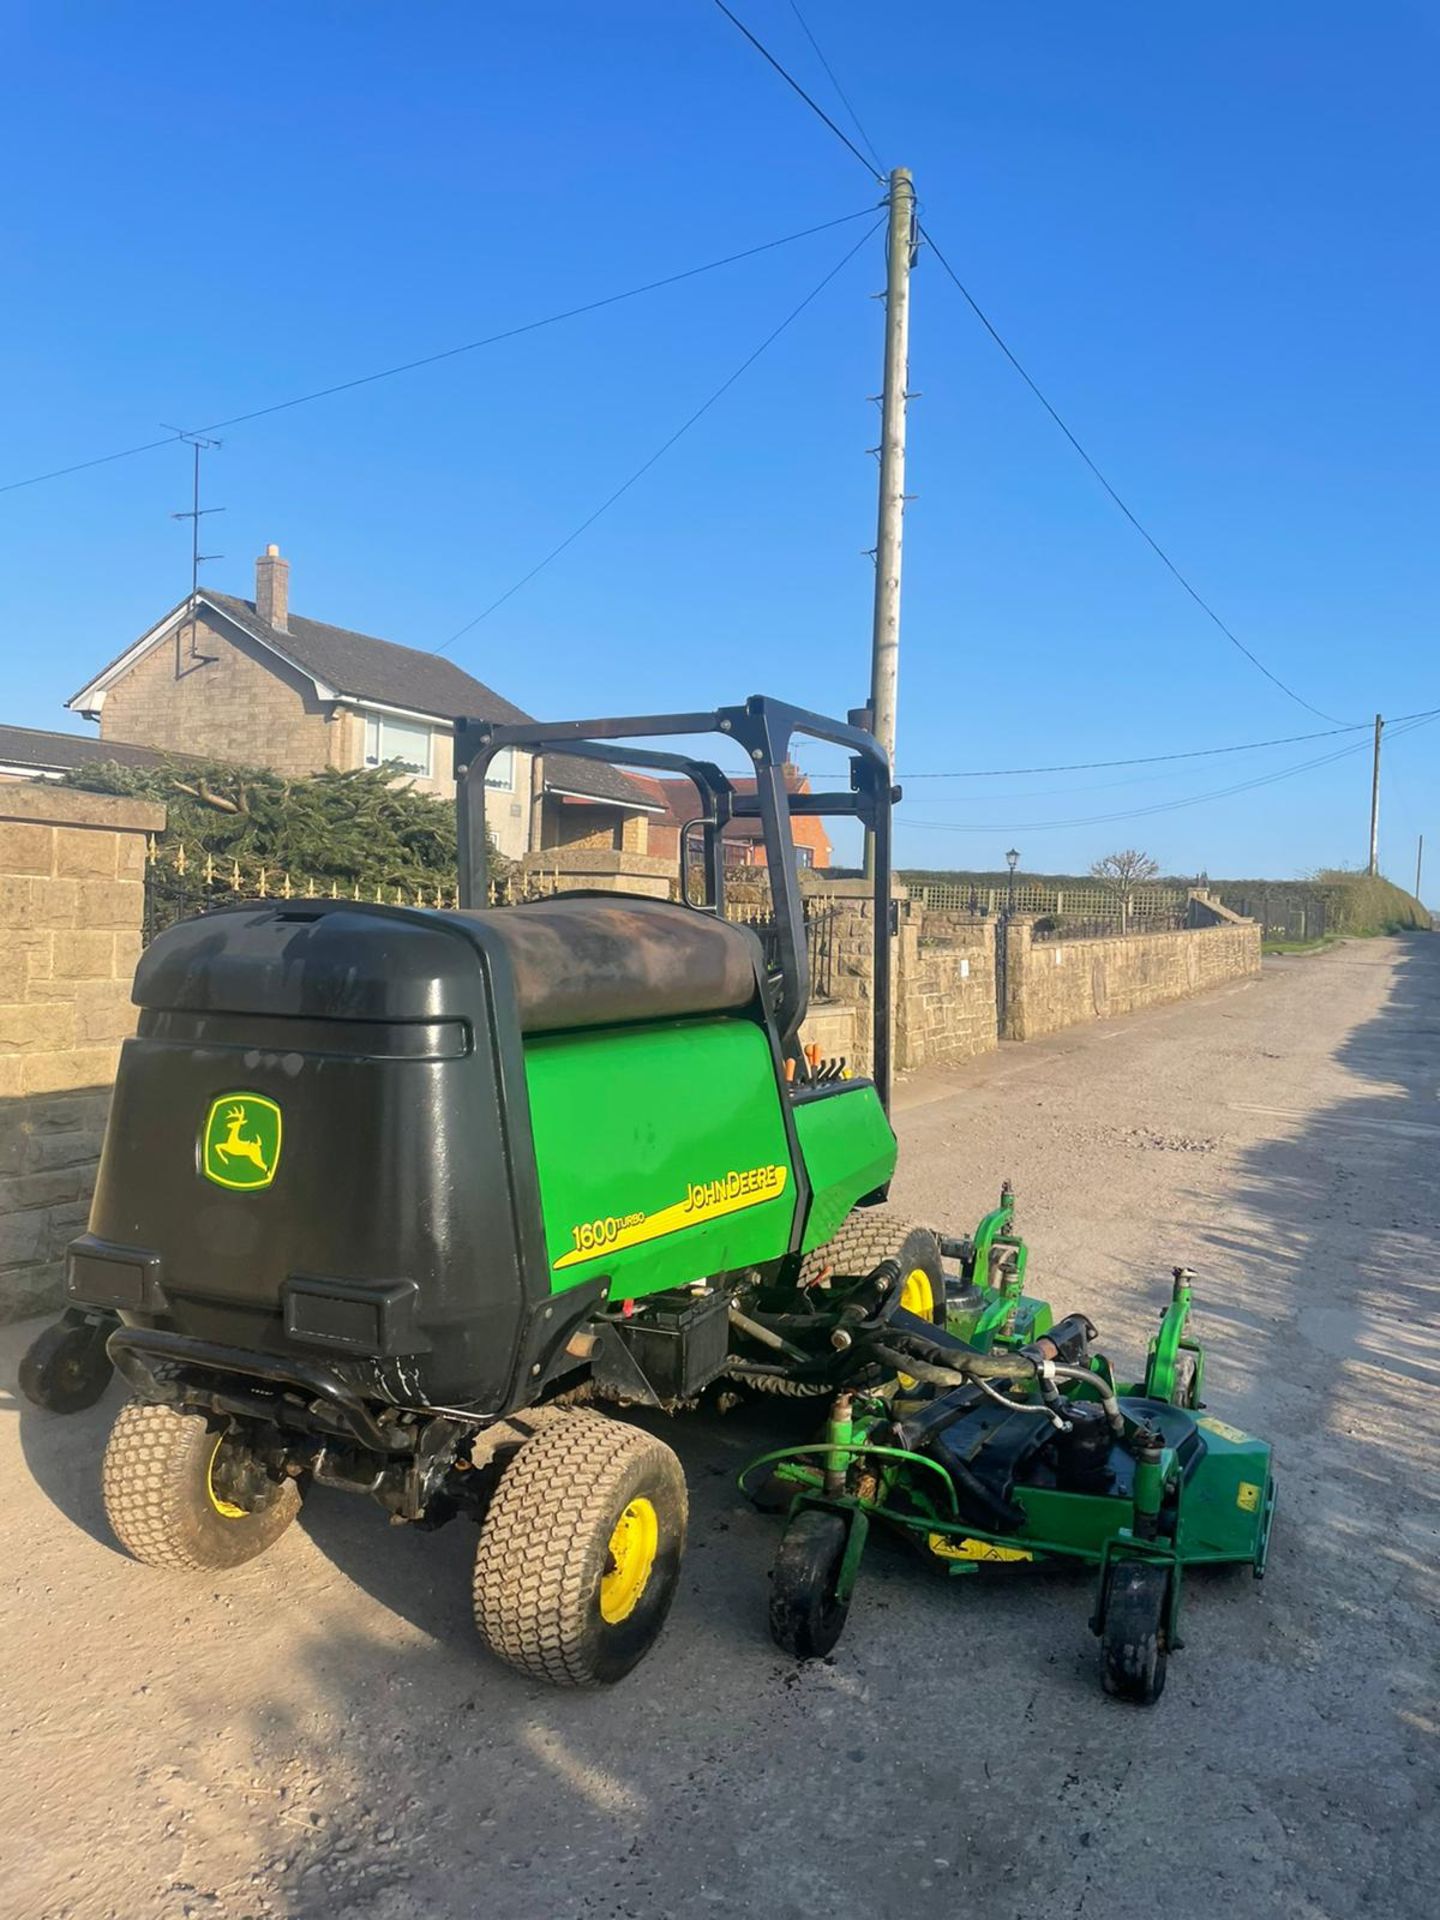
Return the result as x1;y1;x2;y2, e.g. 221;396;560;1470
3;2;1436;886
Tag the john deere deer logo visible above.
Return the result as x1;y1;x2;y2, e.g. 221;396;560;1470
201;1094;282;1191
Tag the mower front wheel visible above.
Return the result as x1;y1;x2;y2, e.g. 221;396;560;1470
471;1409;687;1686
769;1508;852;1660
1099;1559;1170;1704
800;1210;945;1324
102;1400;302;1571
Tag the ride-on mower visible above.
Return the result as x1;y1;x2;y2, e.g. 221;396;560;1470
53;695;1273;1693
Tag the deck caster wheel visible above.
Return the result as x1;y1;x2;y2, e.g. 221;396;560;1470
18;1315;115;1414
102;1400;302;1570
1100;1560;1170;1704
471;1409;687;1686
769;1508;851;1660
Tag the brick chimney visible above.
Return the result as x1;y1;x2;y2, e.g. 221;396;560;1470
255;543;289;632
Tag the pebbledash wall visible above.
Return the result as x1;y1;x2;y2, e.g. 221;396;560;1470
0;785;161;1320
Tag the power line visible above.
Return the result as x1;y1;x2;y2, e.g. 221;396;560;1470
786;2;885;174
711;2;883;183
436;214;886;650
807;718;1373;782
709;4;1358;731
918;226;1355;727
0;206;880;496
900;711;1440;835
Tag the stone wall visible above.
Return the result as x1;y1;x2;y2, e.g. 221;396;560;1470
896;917;997;1071
0;785;161;1319
824;897;999;1078
1001;917;1262;1042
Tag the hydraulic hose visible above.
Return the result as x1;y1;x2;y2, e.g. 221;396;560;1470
1046;1363;1125;1437
868;1341;1067;1430
728;1306;809;1363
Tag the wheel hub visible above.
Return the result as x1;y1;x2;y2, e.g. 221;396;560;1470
600;1497;659;1624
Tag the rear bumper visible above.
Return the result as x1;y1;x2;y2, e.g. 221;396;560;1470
107;1325;407;1454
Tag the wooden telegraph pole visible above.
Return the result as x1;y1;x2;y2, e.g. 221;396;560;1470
1367;713;1384;877
864;167;917;875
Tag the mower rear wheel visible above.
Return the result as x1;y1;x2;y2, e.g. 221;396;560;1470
800;1210;945;1325
1100;1559;1170;1704
769;1508;851;1660
102;1400;302;1571
471;1410;687;1686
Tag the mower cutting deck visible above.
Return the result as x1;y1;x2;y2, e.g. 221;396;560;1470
745;1264;1275;1703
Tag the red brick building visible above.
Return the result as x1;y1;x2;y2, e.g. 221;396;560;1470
638;767;833;871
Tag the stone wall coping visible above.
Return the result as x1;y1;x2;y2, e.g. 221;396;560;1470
1038;921;1257;948
0;782;165;834
521;848;673;876
810;878;909;900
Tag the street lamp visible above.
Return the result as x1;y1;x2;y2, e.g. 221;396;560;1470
1005;846;1020;918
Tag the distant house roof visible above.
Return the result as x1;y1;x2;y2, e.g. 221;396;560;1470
0;723;173;778
640;769;833;861
67;591;649;813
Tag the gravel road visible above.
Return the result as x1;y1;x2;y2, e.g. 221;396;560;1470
3;936;1436;1920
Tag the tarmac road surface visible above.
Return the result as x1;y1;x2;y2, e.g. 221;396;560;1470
2;934;1436;1920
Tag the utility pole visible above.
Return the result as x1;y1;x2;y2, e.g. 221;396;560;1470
1367;713;1384;877
1416;833;1425;904
864;166;917;876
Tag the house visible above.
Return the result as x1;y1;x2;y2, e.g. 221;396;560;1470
639;768;833;871
64;544;657;863
0;724;172;784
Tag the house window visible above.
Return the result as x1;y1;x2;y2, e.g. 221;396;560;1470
796;845;814;870
484;747;516;792
364;715;432;777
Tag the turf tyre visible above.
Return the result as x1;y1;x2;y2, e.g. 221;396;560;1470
1100;1559;1170;1704
799;1209;945;1325
769;1508;851;1660
102;1399;302;1570
471;1409;687;1686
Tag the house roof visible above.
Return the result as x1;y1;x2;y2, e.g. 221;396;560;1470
69;591;647;812
0;723;174;776
641;771;833;858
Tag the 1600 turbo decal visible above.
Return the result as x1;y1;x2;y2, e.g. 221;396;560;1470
556;1164;788;1269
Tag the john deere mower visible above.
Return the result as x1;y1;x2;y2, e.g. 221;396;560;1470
52;695;1272;1694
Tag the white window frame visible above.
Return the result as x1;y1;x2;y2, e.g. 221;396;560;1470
484;746;517;792
363;713;433;778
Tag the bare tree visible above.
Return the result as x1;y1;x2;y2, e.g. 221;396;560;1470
1090;849;1161;930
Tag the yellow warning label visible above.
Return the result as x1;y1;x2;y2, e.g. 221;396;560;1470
1236;1481;1262;1512
927;1533;1034;1564
1197;1416;1250;1446
556;1165;789;1269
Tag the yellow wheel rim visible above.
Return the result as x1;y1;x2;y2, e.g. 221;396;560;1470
600;1497;659;1625
206;1434;247;1520
896;1267;937;1388
900;1267;935;1319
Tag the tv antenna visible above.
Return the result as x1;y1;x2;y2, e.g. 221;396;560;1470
165;428;224;671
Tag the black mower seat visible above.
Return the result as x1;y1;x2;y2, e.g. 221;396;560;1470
468;894;764;1034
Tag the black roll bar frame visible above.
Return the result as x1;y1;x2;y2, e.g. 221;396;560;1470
453;696;898;1109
